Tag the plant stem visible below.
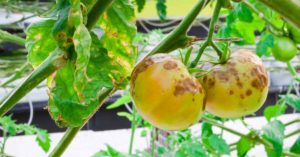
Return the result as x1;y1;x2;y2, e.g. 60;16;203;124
151;128;157;157
128;106;137;154
147;0;210;56
86;0;114;30
0;49;67;117
243;0;281;31
0;63;31;87
285;129;300;138
49;88;114;157
1;131;7;155
285;118;300;127
48;127;81;157
0;29;25;45
189;0;222;68
258;0;300;29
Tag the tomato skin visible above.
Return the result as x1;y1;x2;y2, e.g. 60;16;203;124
199;49;269;118
130;54;205;131
287;24;300;43
272;37;297;62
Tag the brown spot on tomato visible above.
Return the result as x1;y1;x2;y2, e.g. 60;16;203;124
203;76;207;83
216;71;229;82
163;61;178;70
229;90;234;95
131;57;154;88
246;89;252;96
237;81;243;88
174;78;198;96
240;94;245;99
207;78;215;88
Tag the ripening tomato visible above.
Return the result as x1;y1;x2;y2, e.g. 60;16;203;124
130;54;205;130
199;49;269;118
272;37;297;62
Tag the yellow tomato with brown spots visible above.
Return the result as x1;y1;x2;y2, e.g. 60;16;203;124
199;49;269;118
130;54;205;131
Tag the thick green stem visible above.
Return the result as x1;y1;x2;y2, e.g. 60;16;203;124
146;0;210;56
86;0;114;30
0;49;67;117
285;129;300;138
49;88;114;157
0;29;25;45
258;0;300;29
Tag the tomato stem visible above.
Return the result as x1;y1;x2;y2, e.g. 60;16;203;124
285;129;300;139
129;106;137;155
0;49;67;117
189;0;223;68
86;0;114;30
0;29;26;45
146;0;211;56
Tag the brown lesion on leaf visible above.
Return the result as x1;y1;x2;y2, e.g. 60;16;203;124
163;61;178;70
174;78;199;96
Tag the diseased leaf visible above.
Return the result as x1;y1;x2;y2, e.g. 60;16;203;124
290;136;300;154
262;120;285;157
156;0;167;21
106;93;131;109
263;104;286;121
237;137;254;157
26;20;57;68
98;0;137;89
281;94;300;112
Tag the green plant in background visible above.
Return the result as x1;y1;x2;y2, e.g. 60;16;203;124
0;0;300;157
0;115;50;156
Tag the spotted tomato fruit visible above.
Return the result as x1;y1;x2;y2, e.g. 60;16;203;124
130;54;205;131
272;37;297;62
199;49;269;118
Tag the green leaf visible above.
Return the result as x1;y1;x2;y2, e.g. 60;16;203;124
106;93;131;109
235;3;253;22
0;116;17;136
237;137;254;157
281;94;300;112
290;136;300;154
35;129;51;152
263;104;287;121
156;0;167;21
208;134;230;154
140;129;147;137
262;120;285;157
184;142;207;157
135;0;146;12
92;145;129;157
25;19;57;68
117;111;133;121
256;33;274;57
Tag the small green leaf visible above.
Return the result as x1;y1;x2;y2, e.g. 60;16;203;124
0;116;17;136
157;146;166;155
235;3;253;22
237;137;254;157
140;129;147;137
106;93;131;109
117;112;133;121
35;129;51;152
281;94;300;112
256;33;274;57
135;0;146;12
290;136;300;154
263;104;287;121
262;120;285;157
184;142;207;157
208;134;230;154
156;0;167;21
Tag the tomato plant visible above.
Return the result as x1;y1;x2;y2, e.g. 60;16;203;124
0;0;300;156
